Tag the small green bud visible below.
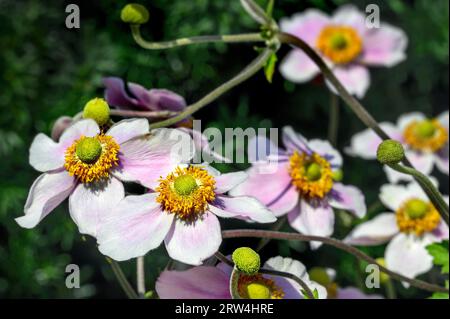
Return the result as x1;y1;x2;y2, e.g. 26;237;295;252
247;283;270;299
83;98;110;126
332;169;344;182
416;120;436;139
376;139;405;165
309;267;332;286
121;3;149;25
305;163;322;181
173;174;198;196
76;137;102;164
232;247;260;275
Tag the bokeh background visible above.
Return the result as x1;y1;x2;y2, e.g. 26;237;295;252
0;0;448;298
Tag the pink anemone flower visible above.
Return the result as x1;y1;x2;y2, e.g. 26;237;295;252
230;126;366;248
156;256;327;299
16;118;191;237
280;5;407;98
97;164;276;265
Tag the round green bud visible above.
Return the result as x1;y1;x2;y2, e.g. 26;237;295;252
232;247;260;275
174;174;198;196
308;267;332;286
405;199;428;219
120;3;149;25
375;258;390;284
76;137;102;164
305;163;322;181
416;120;436;139
83;98;110;126
376;139;405;165
247;283;270;299
332;169;344;182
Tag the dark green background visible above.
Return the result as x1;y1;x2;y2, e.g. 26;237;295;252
0;0;448;298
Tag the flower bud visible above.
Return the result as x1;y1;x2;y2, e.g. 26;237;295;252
51;116;73;141
120;3;149;25
376;139;405;165
232;247;260;275
83;98;110;126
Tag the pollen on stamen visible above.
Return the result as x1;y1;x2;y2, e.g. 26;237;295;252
396;198;441;236
403;119;448;152
316;25;363;64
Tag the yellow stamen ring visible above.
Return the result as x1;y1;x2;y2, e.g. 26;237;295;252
403;119;448;152
156;166;216;220
396;198;441;236
237;274;284;299
316;25;363;64
64;135;120;184
289;151;334;199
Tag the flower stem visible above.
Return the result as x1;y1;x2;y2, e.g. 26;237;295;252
107;258;139;299
130;25;264;50
388;163;449;225
214;252;315;299
385;279;397;299
328;93;339;146
136;256;146;297
110;109;177;119
149;48;274;129
221;229;449;294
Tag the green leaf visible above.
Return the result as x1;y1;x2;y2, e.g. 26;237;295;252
429;292;449;299
265;0;274;18
264;52;278;83
302;288;319;299
426;240;449;274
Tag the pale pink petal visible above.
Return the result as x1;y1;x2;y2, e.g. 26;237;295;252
247;135;285;163
379;183;412;211
432;221;449;241
59;119;99;149
288;200;335;249
69;177;124;237
326;65;370;99
280;49;321;83
329;183;366;218
308;139;343;168
385;233;434;280
210;195;276;223
29;133;65;172
214;171;248;194
384;150;434;183
282;126;310;154
113;128;193;189
97;193;174;261
437;111;449;131
156;266;231;299
106;118;149;145
331;5;367;36
337;287;383;299
164;212;222;265
344;213;398;245
361;23;407;67
397;112;426;131
16;171;76;228
229;161;299;217
280;9;330;46
345;122;402;159
435;150;449;175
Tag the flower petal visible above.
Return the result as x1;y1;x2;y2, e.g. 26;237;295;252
247;134;285;163
148;89;186;112
280;9;330;46
69;177;124;237
29;133;65;172
164;212;222;265
326;65;370;99
397;112;426;131
106;118;149;145
360;23;408;67
379;183;411;211
331;5;367;36
210;195;276;223
308;139;343;168
113;128;193;189
385;233;434;281
384;150;434;183
229;162;299;217
344;213;398;245
337;287;383;299
214;171;248;194
282;126;310;154
103;77;154;111
435;145;449;175
329;183;366;218
16;171;76;229
97;193;173;261
156;266;231;299
59;119;99;149
280;49;321;83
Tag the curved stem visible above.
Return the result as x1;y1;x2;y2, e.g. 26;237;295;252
221;229;449;293
214;252;315;299
328;93;339;146
149;48;273;129
110;109;177;119
136;256;146;297
388;163;449;224
108;258;139;299
131;25;264;50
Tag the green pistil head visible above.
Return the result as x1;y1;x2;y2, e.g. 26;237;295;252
405;199;429;219
309;267;332;286
173;174;198;196
76;137;102;164
305;163;322;181
416;120;436;139
83;98;110;126
120;3;149;25
247;283;270;299
232;247;260;275
376;140;405;165
330;34;347;50
332;169;343;182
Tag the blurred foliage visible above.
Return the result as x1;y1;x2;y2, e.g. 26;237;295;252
0;0;448;298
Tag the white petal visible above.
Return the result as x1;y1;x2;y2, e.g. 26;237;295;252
308;139;343;168
329;183;367;218
379;183;412;211
210;195;276;223
397;112;426;131
326;65;370;99
59;119;99;148
344;213;398;245
106;118;149;144
29;134;65;172
280;49;321;83
214;171;248;194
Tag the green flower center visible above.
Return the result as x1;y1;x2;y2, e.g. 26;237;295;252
405;199;429;219
76;137;102;164
247;283;270;299
305;162;322;181
173;174;198;196
415;120;436;139
330;34;348;50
